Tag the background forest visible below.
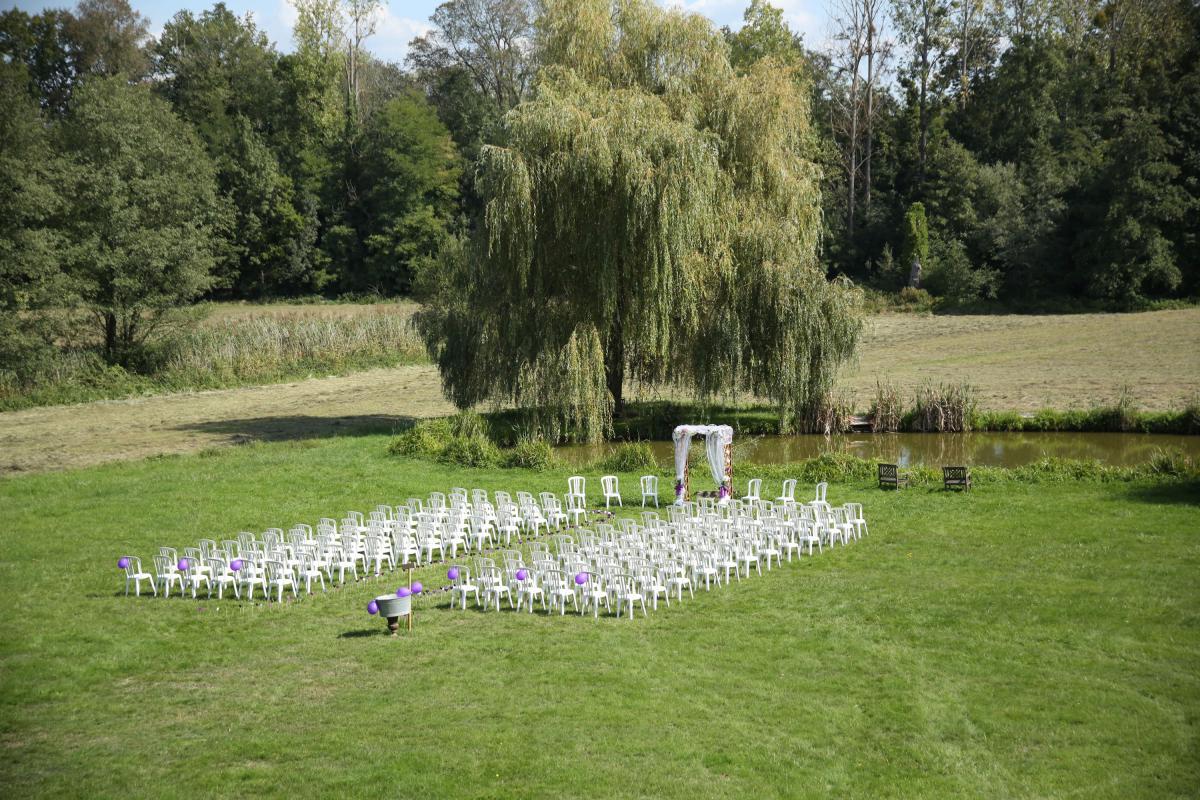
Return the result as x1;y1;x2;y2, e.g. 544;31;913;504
2;0;1199;384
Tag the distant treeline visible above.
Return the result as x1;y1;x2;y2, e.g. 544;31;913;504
2;0;1198;376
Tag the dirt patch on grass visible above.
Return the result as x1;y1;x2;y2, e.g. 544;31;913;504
1;309;1196;475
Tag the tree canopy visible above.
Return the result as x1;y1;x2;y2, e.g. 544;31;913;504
418;0;864;440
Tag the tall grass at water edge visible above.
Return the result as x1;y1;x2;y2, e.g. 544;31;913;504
0;314;426;410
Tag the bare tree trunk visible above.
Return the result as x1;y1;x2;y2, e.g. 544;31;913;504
918;1;929;189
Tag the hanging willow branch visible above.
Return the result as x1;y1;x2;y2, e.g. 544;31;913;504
418;0;863;441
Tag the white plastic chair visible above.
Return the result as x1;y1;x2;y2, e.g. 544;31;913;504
567;476;586;507
776;479;797;505
298;555;326;594
153;555;184;598
613;573;648;619
564;493;587;527
640;475;659;508
515;570;546;614
601;475;622;509
207;557;239;599
577;571;610;617
449;565;479;610
122;556;156;596
237;558;267;599
844;503;868;538
480;566;513;612
744;478;762;504
547;570;578;615
815;481;828;503
265;560;298;602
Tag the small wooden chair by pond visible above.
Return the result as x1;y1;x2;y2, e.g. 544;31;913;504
942;466;972;490
878;463;910;490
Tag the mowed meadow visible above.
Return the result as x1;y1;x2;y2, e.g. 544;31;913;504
1;306;1198;474
0;437;1197;797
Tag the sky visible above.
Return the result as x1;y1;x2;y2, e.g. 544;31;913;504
7;0;835;64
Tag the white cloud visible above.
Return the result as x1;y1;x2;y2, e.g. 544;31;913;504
369;4;433;63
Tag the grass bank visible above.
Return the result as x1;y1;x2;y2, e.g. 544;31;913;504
0;303;426;411
1;436;1198;797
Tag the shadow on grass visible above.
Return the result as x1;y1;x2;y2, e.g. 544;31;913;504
175;414;419;445
1122;480;1200;507
339;628;386;639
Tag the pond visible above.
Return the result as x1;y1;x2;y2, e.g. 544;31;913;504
556;432;1200;468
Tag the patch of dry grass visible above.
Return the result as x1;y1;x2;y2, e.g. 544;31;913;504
842;309;1200;412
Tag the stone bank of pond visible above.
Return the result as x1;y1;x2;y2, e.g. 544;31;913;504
556;431;1200;468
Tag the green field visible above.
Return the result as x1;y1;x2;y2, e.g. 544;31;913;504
1;436;1197;797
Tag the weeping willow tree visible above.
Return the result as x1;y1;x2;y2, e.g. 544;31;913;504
418;0;863;441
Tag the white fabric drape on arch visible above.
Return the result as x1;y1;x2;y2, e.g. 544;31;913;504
672;424;733;504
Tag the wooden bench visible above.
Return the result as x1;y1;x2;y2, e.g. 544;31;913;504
943;465;971;490
878;463;910;490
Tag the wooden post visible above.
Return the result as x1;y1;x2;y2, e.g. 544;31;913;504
725;442;733;499
407;567;414;633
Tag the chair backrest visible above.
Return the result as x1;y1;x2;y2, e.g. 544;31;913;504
122;556;143;576
641;474;657;493
781;479;797;499
568;476;585;497
746;478;762;498
814;481;828;502
879;463;897;480
944;466;968;480
601;475;618;494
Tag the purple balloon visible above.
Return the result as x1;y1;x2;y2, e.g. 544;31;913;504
515;569;528;581
411;581;423;595
396;586;411;598
367;600;379;615
230;559;242;572
574;572;587;585
447;567;460;580
117;557;130;569
177;558;188;571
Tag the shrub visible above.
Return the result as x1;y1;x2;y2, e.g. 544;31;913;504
910;382;976;432
923;236;998;305
793;389;854;435
438;434;501;468
869;380;903;432
900;202;929;286
1145;447;1196;478
502;437;559;471
596;441;659;473
387;418;452;458
449;409;489;439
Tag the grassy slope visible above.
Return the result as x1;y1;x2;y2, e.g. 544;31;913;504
0;436;1197;798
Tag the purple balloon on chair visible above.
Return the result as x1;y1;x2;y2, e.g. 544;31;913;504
447;567;460;580
396;586;411;598
367;600;379;615
411;581;423;595
230;559;242;572
177;559;188;571
574;572;587;585
516;569;528;581
117;557;130;569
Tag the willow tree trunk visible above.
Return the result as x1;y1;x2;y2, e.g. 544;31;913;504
605;314;625;413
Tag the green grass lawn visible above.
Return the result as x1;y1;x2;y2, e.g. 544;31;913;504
1;436;1198;798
